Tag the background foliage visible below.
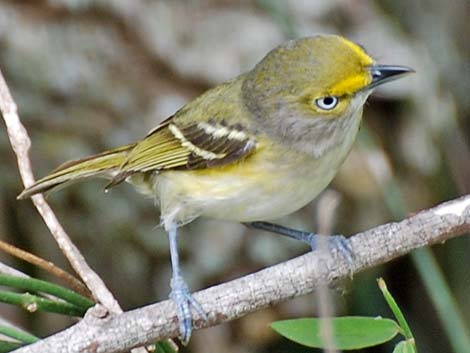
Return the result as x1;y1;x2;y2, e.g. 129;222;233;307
0;1;468;352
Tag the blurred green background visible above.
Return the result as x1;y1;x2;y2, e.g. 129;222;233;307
0;1;468;352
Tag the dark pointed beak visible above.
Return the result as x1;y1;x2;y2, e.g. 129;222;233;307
368;65;415;89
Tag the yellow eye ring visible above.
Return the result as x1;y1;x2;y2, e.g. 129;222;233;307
315;96;339;110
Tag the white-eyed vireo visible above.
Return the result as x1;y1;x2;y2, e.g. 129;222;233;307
19;35;413;343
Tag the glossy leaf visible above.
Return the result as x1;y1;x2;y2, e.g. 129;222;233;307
271;316;400;349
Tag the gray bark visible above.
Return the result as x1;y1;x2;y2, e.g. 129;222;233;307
12;195;470;353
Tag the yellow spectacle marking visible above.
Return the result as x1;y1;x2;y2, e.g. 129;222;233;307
329;73;371;96
328;38;375;96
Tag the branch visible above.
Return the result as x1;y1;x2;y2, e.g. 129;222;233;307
12;195;470;353
0;68;176;353
0;69;120;314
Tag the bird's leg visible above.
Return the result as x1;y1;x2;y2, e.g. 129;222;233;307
245;221;353;261
167;224;207;344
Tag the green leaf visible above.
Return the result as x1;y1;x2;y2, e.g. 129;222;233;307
360;127;469;353
378;278;413;339
393;339;417;353
0;341;22;353
0;325;39;344
271;316;400;349
154;340;178;353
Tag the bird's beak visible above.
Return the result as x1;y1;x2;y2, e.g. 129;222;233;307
367;65;415;89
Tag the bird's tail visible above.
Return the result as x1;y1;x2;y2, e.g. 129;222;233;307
17;144;134;200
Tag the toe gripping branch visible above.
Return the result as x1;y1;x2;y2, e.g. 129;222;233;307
167;225;207;344
246;221;354;262
167;220;353;344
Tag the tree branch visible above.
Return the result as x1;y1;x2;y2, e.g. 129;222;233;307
0;67;177;353
12;195;470;353
0;69;120;313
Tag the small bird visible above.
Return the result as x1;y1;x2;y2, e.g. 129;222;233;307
18;35;413;343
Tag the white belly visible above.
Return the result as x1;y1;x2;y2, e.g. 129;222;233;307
150;144;348;228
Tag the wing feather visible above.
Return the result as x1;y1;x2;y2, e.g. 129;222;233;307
110;116;257;184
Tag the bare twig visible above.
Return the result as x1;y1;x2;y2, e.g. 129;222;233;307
0;68;175;353
0;69;120;313
12;195;470;353
0;240;91;298
0;262;30;278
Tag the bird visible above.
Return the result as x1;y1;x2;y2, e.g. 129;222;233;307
18;34;413;344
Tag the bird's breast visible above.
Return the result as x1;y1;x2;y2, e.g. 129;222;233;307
150;139;352;227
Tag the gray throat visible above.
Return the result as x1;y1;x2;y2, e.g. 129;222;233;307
274;108;363;158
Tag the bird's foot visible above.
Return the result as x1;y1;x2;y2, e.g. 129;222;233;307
170;274;207;345
245;222;354;262
304;233;353;262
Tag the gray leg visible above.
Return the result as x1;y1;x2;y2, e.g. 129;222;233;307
168;225;207;344
245;221;353;261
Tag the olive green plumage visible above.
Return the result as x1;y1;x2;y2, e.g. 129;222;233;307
18;34;413;344
18;145;133;198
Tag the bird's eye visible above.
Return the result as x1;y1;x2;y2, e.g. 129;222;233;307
315;96;339;110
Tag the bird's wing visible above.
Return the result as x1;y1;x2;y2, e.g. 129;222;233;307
110;116;257;184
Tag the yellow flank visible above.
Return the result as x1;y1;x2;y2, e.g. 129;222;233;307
161;139;266;197
186;147;264;183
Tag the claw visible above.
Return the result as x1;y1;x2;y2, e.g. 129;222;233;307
170;275;207;345
307;234;354;262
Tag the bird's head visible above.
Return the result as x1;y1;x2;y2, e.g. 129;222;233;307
242;35;413;155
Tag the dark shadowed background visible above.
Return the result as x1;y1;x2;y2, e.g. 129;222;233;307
0;1;468;352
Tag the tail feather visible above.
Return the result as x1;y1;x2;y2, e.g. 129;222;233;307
18;144;134;200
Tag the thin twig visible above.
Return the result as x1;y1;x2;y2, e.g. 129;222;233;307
0;262;30;278
0;68;121;314
0;68;177;353
0;240;91;298
12;194;470;353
